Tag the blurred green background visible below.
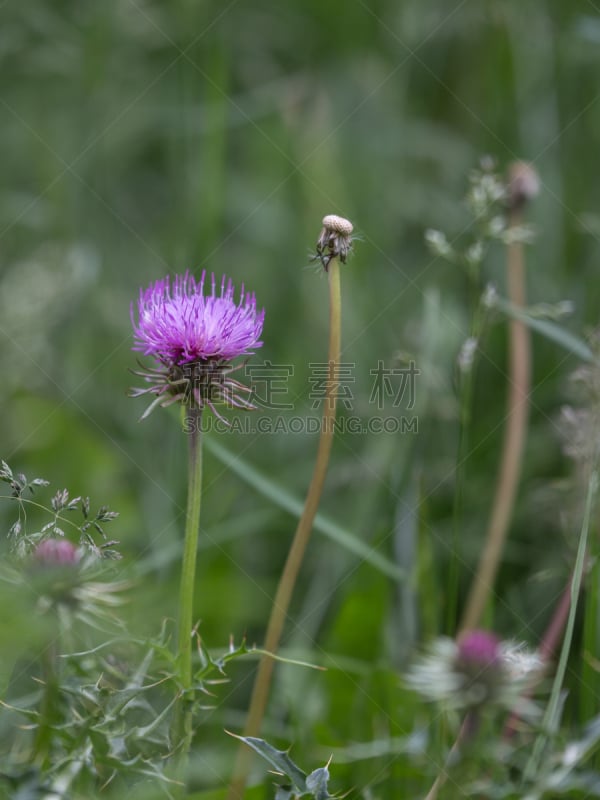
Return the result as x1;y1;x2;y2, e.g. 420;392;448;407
2;0;600;793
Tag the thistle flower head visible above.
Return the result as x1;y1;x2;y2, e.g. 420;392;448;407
456;630;501;670
314;214;355;271
405;631;544;715
33;538;80;567
26;539;126;625
132;271;264;366
29;538;86;610
130;270;265;420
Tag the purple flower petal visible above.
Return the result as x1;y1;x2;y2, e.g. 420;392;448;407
34;538;80;566
131;271;265;366
457;630;501;668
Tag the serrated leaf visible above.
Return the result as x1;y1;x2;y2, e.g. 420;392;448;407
128;695;177;741
226;734;307;794
306;767;332;799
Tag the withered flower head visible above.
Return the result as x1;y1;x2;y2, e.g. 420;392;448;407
506;162;540;212
314;214;355;271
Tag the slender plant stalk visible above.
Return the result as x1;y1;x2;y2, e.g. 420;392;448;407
523;469;598;783
503;575;574;740
460;204;531;633
227;258;342;800
538;579;575;662
447;298;485;634
424;711;479;800
582;556;600;724
173;405;203;765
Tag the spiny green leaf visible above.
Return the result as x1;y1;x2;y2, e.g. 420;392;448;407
306;766;333;799
127;695;177;741
225;733;307;794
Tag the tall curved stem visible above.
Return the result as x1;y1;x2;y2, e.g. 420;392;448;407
227;260;342;799
460;208;531;633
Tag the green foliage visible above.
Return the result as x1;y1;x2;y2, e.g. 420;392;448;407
492;297;597;363
0;458;120;558
205;439;405;581
2;0;600;797
228;735;336;799
0;618;263;797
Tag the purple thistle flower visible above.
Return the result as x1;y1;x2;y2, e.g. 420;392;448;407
456;630;501;671
405;630;544;715
132;271;264;366
130;271;265;420
33;538;80;567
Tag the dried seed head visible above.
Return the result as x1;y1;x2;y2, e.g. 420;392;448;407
322;214;354;235
506;161;540;212
314;214;355;271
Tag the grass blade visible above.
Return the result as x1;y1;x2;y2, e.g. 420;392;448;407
205;438;405;582
494;297;596;363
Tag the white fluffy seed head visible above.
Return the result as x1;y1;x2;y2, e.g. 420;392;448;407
322;214;353;235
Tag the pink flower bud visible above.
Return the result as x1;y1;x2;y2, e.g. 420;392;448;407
34;538;80;567
456;630;501;671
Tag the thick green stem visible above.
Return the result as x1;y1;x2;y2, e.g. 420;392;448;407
227;259;342;800
173;405;203;766
33;643;59;768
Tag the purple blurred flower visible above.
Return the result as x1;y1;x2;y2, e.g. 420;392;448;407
130;271;265;419
457;630;501;671
33;538;80;567
405;630;544;714
29;538;125;618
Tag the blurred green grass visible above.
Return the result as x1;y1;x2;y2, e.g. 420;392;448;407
2;0;600;793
